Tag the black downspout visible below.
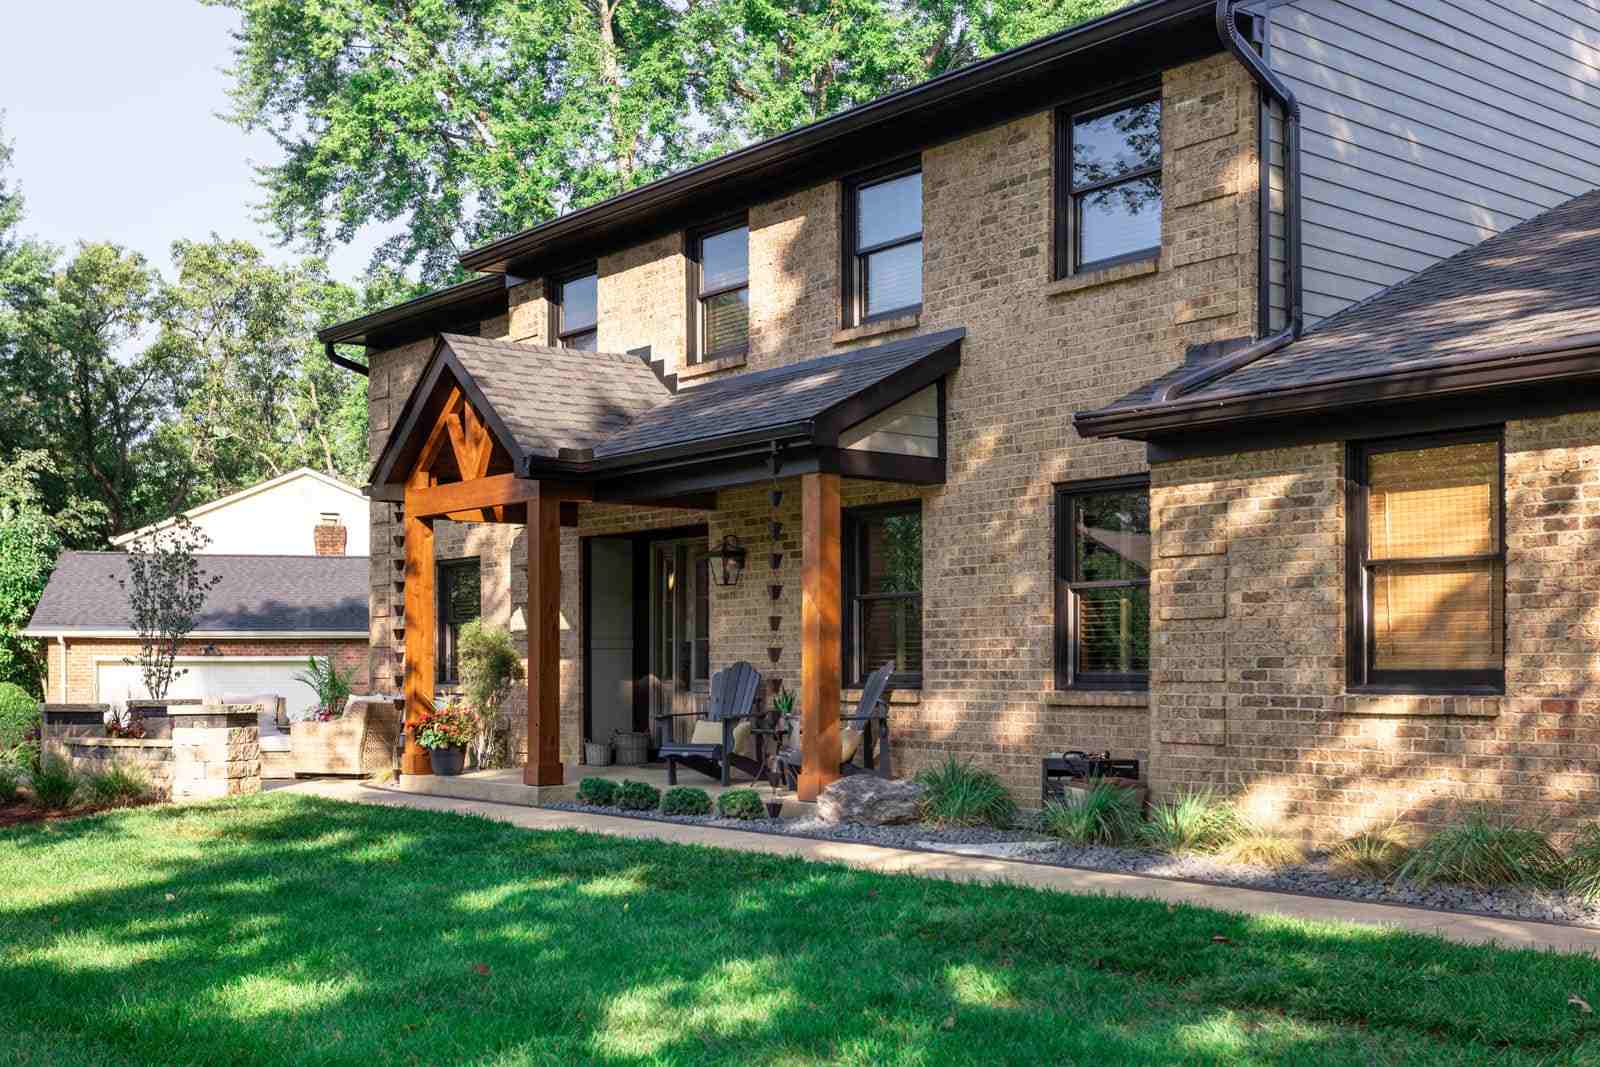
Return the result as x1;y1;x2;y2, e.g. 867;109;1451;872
1154;0;1303;404
324;341;370;376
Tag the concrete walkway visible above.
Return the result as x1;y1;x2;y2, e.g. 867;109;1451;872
280;777;1600;957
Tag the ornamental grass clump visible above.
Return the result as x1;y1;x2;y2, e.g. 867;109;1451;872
576;777;619;807
659;787;712;816
1040;780;1142;846
82;764;151;806
716;788;765;820
1563;823;1600;903
915;756;1017;829
1330;825;1413;879
1138;789;1244;854
1395;808;1564;889
615;780;660;812
28;757;78;810
1215;827;1307;868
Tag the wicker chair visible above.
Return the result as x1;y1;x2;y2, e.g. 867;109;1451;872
291;696;403;776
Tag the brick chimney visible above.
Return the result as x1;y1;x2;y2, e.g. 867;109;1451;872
314;512;348;556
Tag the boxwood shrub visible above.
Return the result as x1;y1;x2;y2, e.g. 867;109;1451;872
615;779;661;812
660;787;712;816
576;777;619;806
716;788;765;820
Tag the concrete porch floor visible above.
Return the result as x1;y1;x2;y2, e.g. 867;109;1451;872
390;761;816;817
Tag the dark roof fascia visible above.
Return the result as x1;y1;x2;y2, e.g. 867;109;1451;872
318;275;508;350
525;422;816;481
367;337;527;489
459;0;1218;278
811;335;962;442
1074;334;1600;440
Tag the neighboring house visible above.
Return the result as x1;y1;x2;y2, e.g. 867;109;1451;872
317;0;1600;840
111;467;370;556
24;553;370;716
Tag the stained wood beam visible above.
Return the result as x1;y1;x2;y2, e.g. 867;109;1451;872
402;512;436;776
406;473;590;518
525;483;564;787
799;472;842;802
413;387;464;479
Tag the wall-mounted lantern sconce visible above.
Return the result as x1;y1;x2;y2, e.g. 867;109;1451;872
707;534;747;587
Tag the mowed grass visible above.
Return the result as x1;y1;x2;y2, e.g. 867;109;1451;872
2;796;1598;1066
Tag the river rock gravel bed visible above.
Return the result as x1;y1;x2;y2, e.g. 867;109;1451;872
544;800;1600;928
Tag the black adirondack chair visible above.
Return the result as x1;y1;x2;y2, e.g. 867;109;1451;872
776;660;895;788
655;660;763;785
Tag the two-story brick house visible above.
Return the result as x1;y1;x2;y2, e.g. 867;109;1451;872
320;0;1600;839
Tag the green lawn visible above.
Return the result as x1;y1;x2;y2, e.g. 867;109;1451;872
1;796;1597;1066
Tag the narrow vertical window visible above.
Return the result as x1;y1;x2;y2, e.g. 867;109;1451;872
1056;90;1162;276
689;221;749;364
554;268;598;351
1350;433;1504;690
844;164;922;326
437;558;481;685
1056;478;1150;689
843;503;923;687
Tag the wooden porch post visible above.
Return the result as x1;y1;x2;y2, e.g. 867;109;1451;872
401;511;436;775
800;472;842;802
525;483;564;786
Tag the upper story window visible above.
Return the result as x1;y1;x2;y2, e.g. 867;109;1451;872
843;502;922;688
1348;432;1505;692
1056;90;1162;275
843;163;922;326
553;267;598;351
689;220;750;364
1055;477;1151;690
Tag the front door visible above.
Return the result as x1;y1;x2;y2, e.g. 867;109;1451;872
650;540;710;745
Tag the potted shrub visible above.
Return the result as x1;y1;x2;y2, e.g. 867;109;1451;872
413;701;474;776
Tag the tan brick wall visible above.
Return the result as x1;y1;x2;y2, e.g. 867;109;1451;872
1146;411;1600;843
49;638;369;705
362;54;1262;796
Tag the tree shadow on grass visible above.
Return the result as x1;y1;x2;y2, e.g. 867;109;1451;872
2;795;1597;1066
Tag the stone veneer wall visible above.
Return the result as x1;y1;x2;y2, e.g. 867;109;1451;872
362;54;1263;797
1148;411;1600;843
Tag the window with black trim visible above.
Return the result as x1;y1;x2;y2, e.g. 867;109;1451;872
843;502;922;687
438;558;481;685
552;267;598;351
1055;89;1162;276
688;220;749;364
1348;431;1505;692
1055;478;1150;689
843;163;922;326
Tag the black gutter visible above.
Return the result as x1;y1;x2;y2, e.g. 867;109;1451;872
324;343;370;376
1150;0;1303;404
459;0;1216;275
1076;333;1600;439
316;274;507;348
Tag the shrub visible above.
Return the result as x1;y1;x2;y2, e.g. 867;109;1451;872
1215;830;1307;868
1138;789;1244;853
1040;780;1142;846
660;787;712;816
915;757;1017;829
82;764;151;806
576;777;619;807
615;780;660;812
716;788;766;820
1395;809;1563;889
1564;823;1600;903
0;760;19;803
0;682;40;750
1330;826;1413;880
29;757;78;809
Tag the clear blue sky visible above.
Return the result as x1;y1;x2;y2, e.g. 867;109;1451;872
1;3;381;281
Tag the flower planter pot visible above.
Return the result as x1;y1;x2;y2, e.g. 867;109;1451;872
427;745;466;776
764;799;784;819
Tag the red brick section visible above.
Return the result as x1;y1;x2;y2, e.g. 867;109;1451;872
314;520;349;556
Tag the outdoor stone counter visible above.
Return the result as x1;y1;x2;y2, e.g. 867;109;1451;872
62;737;174;796
169;705;261;800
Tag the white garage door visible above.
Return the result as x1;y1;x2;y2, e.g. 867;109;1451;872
95;657;321;719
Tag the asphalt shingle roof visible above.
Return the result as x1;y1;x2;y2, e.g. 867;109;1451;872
593;328;965;459
1089;186;1600;415
439;334;672;459
25;552;370;634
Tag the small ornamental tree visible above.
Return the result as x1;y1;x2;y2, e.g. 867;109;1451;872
115;515;222;703
456;620;524;768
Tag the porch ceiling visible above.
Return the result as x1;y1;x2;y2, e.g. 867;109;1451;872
368;328;963;502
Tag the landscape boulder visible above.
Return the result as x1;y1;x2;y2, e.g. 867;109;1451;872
817;775;926;825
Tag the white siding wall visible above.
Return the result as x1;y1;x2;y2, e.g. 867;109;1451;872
1255;0;1600;329
123;474;371;555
